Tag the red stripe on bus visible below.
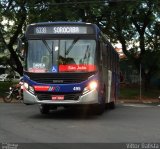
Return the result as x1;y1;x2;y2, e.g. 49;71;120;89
34;86;50;91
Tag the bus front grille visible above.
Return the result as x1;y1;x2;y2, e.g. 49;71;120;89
36;92;81;101
32;78;85;84
24;72;96;84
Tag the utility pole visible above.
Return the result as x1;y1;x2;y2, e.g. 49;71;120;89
140;63;142;101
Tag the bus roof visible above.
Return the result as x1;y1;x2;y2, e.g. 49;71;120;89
29;22;94;26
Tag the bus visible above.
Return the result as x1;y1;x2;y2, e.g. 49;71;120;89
21;22;119;115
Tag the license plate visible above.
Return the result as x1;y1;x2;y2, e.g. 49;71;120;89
52;95;64;100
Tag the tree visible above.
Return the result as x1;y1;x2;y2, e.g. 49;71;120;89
0;0;27;76
97;0;160;89
0;0;159;90
0;0;103;76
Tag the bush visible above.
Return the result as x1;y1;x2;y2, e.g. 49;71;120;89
0;81;17;97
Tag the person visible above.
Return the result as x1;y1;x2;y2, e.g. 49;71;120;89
59;55;76;65
15;77;23;99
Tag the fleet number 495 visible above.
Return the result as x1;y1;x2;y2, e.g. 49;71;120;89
73;87;81;91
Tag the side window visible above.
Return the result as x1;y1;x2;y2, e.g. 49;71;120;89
97;38;103;71
113;52;115;72
102;43;106;66
107;45;111;70
105;44;110;69
110;47;112;71
98;42;103;65
116;54;118;73
99;34;105;68
113;50;115;72
112;51;114;72
115;54;117;73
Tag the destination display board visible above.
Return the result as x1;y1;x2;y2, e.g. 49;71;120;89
35;26;87;34
26;24;95;35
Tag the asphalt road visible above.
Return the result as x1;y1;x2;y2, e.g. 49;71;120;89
0;103;160;144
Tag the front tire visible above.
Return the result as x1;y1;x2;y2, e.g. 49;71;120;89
92;103;105;115
39;105;50;114
3;94;13;103
108;101;115;109
96;105;105;115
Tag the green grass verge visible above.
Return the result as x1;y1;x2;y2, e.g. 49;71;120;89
120;86;160;100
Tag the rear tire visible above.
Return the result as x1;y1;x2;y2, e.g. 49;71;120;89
108;101;115;109
39;105;50;114
93;85;106;115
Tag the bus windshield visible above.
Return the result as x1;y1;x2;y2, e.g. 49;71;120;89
27;39;96;73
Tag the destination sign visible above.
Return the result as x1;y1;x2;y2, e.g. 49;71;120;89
34;26;88;34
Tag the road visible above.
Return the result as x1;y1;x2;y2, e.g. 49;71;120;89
0;103;160;144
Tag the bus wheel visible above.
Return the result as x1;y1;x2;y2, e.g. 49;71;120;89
94;103;105;115
94;87;106;115
39;104;50;114
108;101;115;109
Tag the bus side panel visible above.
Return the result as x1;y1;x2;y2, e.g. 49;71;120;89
111;71;116;102
107;70;112;103
100;40;109;104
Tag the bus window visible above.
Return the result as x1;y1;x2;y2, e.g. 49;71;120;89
106;45;110;70
102;43;106;67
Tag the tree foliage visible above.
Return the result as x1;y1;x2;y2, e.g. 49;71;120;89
98;0;160;89
0;0;27;75
0;0;160;89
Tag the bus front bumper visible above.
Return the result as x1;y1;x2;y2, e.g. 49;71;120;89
23;89;98;105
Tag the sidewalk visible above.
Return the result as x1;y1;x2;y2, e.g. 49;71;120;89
117;98;160;104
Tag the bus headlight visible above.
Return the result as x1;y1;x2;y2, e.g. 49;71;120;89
88;81;98;90
83;80;98;95
24;82;29;89
28;86;35;94
23;82;34;94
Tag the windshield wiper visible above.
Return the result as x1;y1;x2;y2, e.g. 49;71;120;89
65;37;79;56
42;40;52;54
42;40;55;66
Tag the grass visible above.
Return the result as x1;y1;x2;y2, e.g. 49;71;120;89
119;85;160;100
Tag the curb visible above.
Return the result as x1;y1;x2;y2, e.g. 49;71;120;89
117;99;160;104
